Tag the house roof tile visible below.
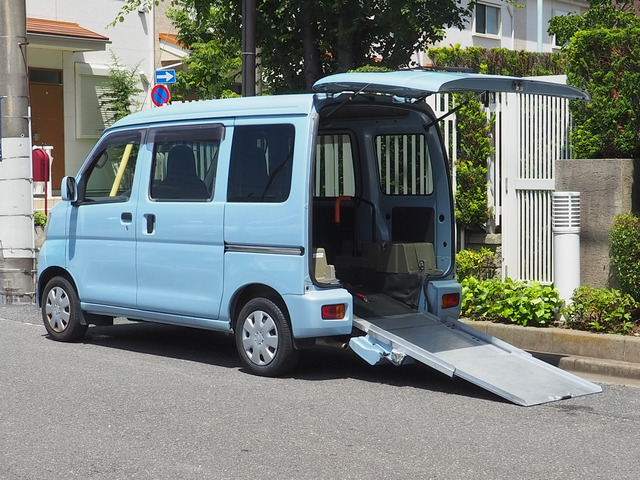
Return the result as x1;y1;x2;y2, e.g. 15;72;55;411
27;18;109;41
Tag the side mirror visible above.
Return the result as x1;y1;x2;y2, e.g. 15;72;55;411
61;176;78;202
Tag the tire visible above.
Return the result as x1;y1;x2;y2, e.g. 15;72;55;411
41;276;88;342
235;297;299;377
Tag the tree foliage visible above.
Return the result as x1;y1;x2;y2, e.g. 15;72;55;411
563;27;640;158
548;0;640;46
167;4;242;100
549;0;640;158
115;0;477;94
453;96;494;229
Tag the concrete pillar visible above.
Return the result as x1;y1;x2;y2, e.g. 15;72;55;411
0;0;35;303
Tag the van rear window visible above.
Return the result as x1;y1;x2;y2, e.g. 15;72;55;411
227;124;295;203
375;134;434;195
314;134;356;198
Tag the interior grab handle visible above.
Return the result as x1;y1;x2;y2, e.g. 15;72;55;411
334;196;352;225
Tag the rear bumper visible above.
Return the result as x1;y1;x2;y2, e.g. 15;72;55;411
284;288;353;339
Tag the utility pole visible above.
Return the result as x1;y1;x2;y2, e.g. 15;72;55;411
0;0;35;303
242;0;256;97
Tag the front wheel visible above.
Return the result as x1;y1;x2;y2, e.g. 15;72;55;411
235;297;299;377
41;276;88;342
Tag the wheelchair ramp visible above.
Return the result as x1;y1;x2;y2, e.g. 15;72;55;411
351;312;602;406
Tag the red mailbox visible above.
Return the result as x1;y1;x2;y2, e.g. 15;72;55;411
32;147;50;182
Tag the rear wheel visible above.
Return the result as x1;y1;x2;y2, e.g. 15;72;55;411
41;276;88;342
235;297;299;376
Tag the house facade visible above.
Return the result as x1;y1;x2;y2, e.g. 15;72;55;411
26;0;157;190
417;0;589;65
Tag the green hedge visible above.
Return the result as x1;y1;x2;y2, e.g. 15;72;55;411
428;45;566;77
564;27;640;158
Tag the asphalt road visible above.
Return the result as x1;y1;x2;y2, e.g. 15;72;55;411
1;303;639;480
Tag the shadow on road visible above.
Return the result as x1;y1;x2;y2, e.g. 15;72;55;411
54;319;504;404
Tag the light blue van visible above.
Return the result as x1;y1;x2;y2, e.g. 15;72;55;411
37;71;601;405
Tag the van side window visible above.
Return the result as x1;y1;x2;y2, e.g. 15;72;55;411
227;124;294;202
314;134;356;197
81;131;141;203
149;124;224;201
375;134;434;195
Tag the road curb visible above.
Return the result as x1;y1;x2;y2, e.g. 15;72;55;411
462;319;640;380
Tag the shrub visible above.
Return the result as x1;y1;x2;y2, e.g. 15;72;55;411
99;52;142;124
456;248;495;281
461;278;562;327
609;212;640;300
34;211;47;227
428;45;566;77
563;286;639;334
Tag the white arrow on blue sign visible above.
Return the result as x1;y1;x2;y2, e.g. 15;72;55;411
155;69;176;84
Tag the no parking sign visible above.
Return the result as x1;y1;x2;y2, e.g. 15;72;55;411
151;84;170;107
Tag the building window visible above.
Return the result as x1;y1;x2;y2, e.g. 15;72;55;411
75;63;112;139
553;10;569;47
476;3;501;36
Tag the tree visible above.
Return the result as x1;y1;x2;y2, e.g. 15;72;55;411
549;0;640;158
548;0;640;46
164;2;241;100
115;0;478;94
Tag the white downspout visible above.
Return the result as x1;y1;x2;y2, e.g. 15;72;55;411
537;0;544;52
507;4;515;50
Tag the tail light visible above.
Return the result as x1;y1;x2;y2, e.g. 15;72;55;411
441;293;460;309
321;304;346;320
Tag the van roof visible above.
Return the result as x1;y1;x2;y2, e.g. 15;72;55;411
110;93;317;130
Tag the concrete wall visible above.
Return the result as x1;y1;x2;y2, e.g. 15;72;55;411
555;159;640;289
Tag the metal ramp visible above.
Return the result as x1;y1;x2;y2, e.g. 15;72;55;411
350;312;602;406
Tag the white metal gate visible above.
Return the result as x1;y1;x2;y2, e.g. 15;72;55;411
426;80;573;284
499;92;571;282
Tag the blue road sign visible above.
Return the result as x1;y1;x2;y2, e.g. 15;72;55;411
155;69;176;84
151;84;170;106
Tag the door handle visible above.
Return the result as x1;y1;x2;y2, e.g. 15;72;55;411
145;213;156;234
121;212;133;222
